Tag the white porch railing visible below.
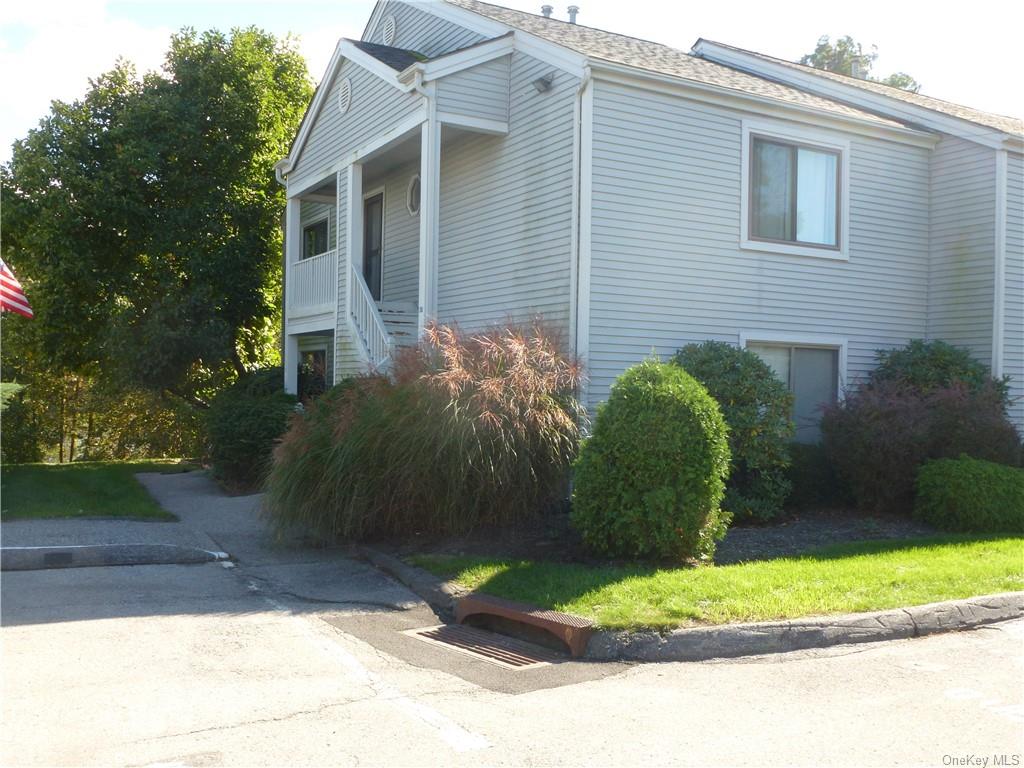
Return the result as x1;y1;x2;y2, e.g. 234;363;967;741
349;263;392;368
288;249;336;316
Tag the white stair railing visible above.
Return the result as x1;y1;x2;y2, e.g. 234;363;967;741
349;264;391;368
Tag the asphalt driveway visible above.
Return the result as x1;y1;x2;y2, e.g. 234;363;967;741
1;472;1022;766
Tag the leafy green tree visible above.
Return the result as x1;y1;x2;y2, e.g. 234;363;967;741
800;35;921;93
2;27;313;409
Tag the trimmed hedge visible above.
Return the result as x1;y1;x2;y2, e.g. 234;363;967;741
205;367;297;491
571;359;731;562
915;457;1024;533
674;341;794;521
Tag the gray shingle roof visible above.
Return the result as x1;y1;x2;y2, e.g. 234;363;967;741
351;40;427;70
697;40;1023;138
443;0;911;129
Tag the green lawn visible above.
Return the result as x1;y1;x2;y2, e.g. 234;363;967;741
1;460;195;521
410;536;1024;630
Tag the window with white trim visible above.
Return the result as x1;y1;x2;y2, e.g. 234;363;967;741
406;174;421;216
302;219;328;259
741;121;849;260
746;342;839;443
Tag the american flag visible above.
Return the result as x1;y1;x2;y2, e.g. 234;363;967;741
0;258;33;318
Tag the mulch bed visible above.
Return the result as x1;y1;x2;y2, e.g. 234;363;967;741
378;506;938;567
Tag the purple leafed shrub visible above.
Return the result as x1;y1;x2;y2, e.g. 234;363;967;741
820;380;1021;514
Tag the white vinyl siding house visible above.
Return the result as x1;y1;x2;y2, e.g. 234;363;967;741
586;77;931;409
275;0;1023;434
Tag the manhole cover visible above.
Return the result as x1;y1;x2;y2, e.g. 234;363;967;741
404;624;566;669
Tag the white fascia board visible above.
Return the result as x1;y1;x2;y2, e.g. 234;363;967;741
693;40;1009;150
418;0;587;77
279;40;417;182
278;40;347;178
405;34;515;82
337;40;408;90
362;0;387;42
436;112;508;135
590;62;938;149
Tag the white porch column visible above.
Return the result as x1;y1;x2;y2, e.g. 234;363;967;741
283;196;301;394
417;100;441;337
346;163;364;315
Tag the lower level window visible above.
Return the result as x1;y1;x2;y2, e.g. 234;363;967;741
298;349;327;401
747;342;839;443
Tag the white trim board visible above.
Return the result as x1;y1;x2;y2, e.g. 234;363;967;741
992;149;1008;377
739;118;851;262
692;40;1012;150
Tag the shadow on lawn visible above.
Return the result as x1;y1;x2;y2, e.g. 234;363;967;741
449;534;1019;614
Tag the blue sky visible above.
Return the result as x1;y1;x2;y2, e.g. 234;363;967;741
2;0;1021;163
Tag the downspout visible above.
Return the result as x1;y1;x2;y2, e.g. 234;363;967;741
573;66;593;397
992;149;1008;377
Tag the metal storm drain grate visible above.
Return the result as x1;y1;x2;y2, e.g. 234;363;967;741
404;624;566;669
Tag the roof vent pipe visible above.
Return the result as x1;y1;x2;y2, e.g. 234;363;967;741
541;5;553;17
567;5;579;23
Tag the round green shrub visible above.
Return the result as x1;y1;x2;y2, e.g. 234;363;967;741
205;367;297;491
871;339;1010;406
674;341;794;520
571;359;731;561
914;456;1024;533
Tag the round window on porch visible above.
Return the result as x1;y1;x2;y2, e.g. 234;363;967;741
406;173;421;216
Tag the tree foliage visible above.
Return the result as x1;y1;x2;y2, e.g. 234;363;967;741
800;35;921;93
1;27;313;410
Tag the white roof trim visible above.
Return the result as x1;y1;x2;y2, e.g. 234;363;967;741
590;61;937;148
400;33;514;83
277;39;420;181
693;39;1012;149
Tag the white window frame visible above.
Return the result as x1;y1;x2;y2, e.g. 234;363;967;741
740;119;850;261
738;330;848;397
406;173;421;217
301;215;329;260
362;185;386;301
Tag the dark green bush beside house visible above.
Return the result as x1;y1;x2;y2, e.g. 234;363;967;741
674;341;794;520
871;339;1011;405
915;457;1024;533
572;359;731;562
205;367;297;491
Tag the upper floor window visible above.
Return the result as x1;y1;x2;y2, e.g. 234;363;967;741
302;219;328;259
741;122;849;260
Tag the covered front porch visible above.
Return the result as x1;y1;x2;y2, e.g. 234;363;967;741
283;115;503;393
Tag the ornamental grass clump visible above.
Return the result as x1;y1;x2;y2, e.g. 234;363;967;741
263;319;584;540
571;359;732;562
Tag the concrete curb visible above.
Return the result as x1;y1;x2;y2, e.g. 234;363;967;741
585;592;1024;662
357;546;468;619
1;544;231;572
362;552;1024;662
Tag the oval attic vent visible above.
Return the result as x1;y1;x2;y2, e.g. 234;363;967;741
337;77;352;116
382;15;397;46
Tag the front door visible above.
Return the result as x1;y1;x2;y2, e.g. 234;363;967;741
363;193;383;301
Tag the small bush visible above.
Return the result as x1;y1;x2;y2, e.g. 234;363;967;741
206;367;297;490
915;457;1024;533
872;339;1010;406
674;341;794;520
822;380;1021;513
265;320;583;540
571;359;731;562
